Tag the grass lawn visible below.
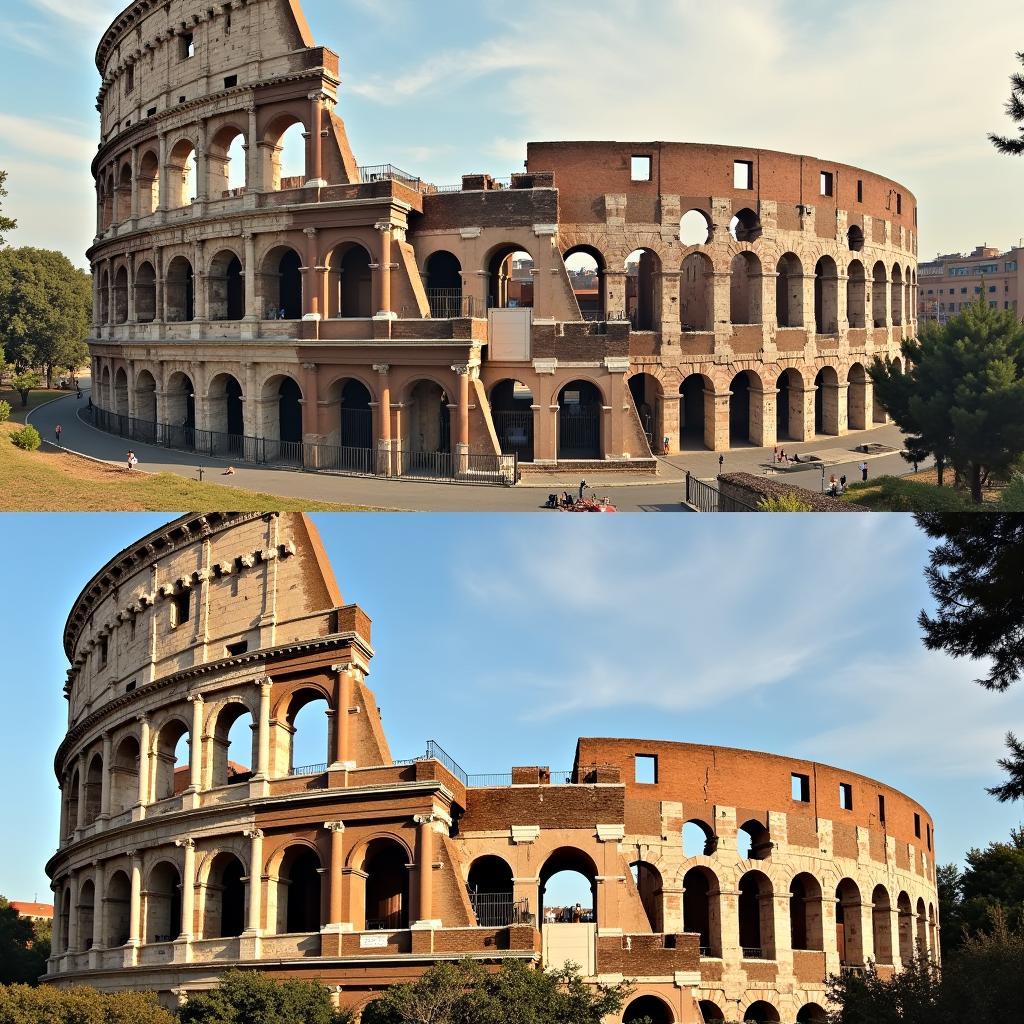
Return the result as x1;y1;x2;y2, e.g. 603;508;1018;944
0;387;74;423
0;423;386;512
843;469;1000;512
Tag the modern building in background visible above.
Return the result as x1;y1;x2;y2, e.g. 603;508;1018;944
45;514;939;1023
917;244;1023;325
10;901;54;926
84;0;917;480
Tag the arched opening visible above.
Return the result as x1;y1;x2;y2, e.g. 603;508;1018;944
165;256;195;322
814;367;840;436
259;247;303;321
630;861;663;933
137;150;160;216
744;1002;780;1024
737;819;772;860
847;260;866;329
425;250;463;318
680;209;712;246
328;378;374;452
730;251;762;325
775;253;804;328
203;853;246;939
364;839;410;930
847;363;868;431
100;174;114;231
680;252;714;332
872;884;893;965
260;375;302;446
211;702;255;787
59;890;71;952
558;380;603;460
916;897;928;954
683;820;717;858
468;856;515;927
207;374;245;440
683;866;721;957
115;164;133;223
208;250;245;321
327;243;373;318
626;249;659;331
264;117;308;192
847;225;865;253
100;366;112;411
164;372;196;431
623;996;674;1024
796;1005;827;1024
738;870;774;958
789;873;824;951
776;368;803;442
730;208;762;243
679;375;711;451
698;1001;725;1022
487;245;534;309
872;262;888;327
135;262;156;323
278;847;322;933
167;139;197;209
928;903;937;956
729;371;762;448
114;367;129;417
814;256;839;334
490;379;534;463
564;246;606;321
284;688;330;775
146;861;183;943
104;871;131;947
78;879;95;950
891;264;904;326
135;370;157;425
207;125;247;197
405;380;451;458
629;373;663;451
113;266;129;324
153;718;191;801
110;735;140;816
66;769;80;835
897;891;914;962
836;878;864;966
540;848;598;925
99;270;110;324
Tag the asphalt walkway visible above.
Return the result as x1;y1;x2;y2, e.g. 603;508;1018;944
27;387;920;513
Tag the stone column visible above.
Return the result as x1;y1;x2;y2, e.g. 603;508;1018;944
99;732;113;822
762;270;779;330
91;861;106;958
193;240;208;321
245;828;264;933
243;233;258;321
414;814;436;926
75;752;87;834
194;119;209;203
254;678;272;780
130;145;140;221
126;253;137;325
754;387;778;448
326;822;346;927
107;267;116;332
66;872;79;954
124;852;142;965
307;91;327;186
156;134;168;213
604;270;627;320
375;222;395;318
154;247;165;323
246;105;261;193
301;361;320;440
374;364;393;476
177;837;196;946
718;886;741;962
136;714;150;815
187;695;204;793
301;227;321;319
707;391;731;453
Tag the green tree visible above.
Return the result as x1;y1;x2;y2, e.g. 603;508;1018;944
825;954;942;1024
0;983;175;1023
0;401;10;424
871;300;1024;502
0;171;15;246
0;248;91;388
990;51;1024;155
7;370;41;408
0;899;47;985
936;863;964;957
957;829;1024;940
178;970;353;1024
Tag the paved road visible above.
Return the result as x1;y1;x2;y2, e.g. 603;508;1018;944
28;387;921;513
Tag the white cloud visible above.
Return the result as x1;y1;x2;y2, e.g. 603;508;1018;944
26;0;111;33
0;114;95;167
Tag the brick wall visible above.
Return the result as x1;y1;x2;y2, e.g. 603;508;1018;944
415;190;559;233
462;785;625;832
716;473;870;513
596;933;700;975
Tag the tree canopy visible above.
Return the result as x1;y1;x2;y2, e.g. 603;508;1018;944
0;898;49;986
0;248;91;386
0;171;15;246
0;984;175;1024
870;300;1024;502
178;970;353;1024
990;51;1024;155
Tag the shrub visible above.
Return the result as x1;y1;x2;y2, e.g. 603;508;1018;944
0;984;176;1024
178;970;353;1024
8;425;40;451
0;401;9;424
757;493;814;512
1000;475;1024;511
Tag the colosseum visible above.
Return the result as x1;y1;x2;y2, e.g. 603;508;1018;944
45;513;939;1021
84;0;917;481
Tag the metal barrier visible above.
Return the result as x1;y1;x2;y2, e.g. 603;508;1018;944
87;407;516;487
289;763;328;777
468;894;532;928
685;472;760;513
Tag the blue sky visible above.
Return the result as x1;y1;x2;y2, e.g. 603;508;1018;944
0;513;1021;903
2;0;1024;267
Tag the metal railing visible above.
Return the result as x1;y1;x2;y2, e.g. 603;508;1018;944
87;407;517;488
467;773;515;788
468;893;532;928
685;472;760;513
741;946;766;959
290;763;328;777
357;163;433;194
366;911;408;931
426;289;476;319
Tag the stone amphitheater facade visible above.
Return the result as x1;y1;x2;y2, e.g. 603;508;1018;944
45;514;939;1023
85;0;917;478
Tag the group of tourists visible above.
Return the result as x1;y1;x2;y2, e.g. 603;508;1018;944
543;904;593;924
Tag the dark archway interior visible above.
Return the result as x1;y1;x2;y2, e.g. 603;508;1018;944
683;868;713;952
558;380;603;460
624;995;674;1024
278;250;303;319
339;246;373;318
226;376;244;436
365;842;410;930
679;376;706;448
285;850;322;933
468;856;515;927
730;374;751;443
490;380;534;463
340;379;373;450
279;377;303;444
225;256;244;320
220;857;246;938
426;251;463;318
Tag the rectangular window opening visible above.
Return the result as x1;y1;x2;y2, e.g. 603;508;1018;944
878;794;886;823
631;155;652;182
896;193;903;214
179;32;195;60
733;160;754;190
226;640;248;657
224;74;238;89
820;171;834;197
839;782;854;811
635;754;658;785
125;65;135;94
914;812;922;838
857;179;864;203
927;823;932;851
99;638;108;666
171;591;191;629
791;772;810;803
126;680;137;693
147;106;157;118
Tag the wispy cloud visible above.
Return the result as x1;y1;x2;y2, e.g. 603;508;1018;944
26;0;111;33
0;114;95;167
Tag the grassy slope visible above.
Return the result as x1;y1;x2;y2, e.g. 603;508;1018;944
843;473;981;512
0;387;74;424
1;423;384;512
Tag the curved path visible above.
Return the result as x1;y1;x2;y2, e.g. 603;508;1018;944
28;387;918;512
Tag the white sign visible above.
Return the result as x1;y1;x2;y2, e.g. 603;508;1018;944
360;933;390;948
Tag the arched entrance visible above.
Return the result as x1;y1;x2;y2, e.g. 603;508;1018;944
203;853;246;939
208;251;245;321
630;862;663;932
626;249;659;331
113;267;129;324
104;871;131;947
847;261;866;328
814;257;839;334
490;379;534;463
698;1001;725;1022
405;380;451;461
327;244;373;318
333;378;374;452
776;253;804;328
145;862;182;943
683;866;720;956
836;878;864;966
208;374;245;447
776;368;804;442
730;251;762;324
629;373;663;451
872;885;894;965
276;847;322;934
738;870;774;958
564;246;606;320
425;250;463;318
680;252;714;331
729;371;762;447
114;368;129;416
789;873;824;951
558;380;603;460
165;372;196;440
744;1002;781;1024
540;847;598;925
847;364;868;431
814;367;840;436
872;262;888;327
260;375;303;447
468;856;515;927
260;247;303;320
135;371;157;435
487;245;534;309
679;375;711;450
623;996;674;1024
135;262;156;323
364;839;410;930
165;256;195;322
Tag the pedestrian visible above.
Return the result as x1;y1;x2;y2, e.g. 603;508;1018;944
278;306;286;320
718;454;725;473
578;479;587;502
126;450;138;472
913;458;919;473
87;396;93;410
828;474;839;497
860;460;869;482
55;424;62;445
840;475;847;491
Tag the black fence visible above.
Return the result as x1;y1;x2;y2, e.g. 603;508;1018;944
87;407;517;487
366;911;408;931
469;893;532;928
685;472;760;513
492;410;534;462
558;406;602;459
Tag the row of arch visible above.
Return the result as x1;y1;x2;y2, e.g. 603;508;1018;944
623;996;827;1024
